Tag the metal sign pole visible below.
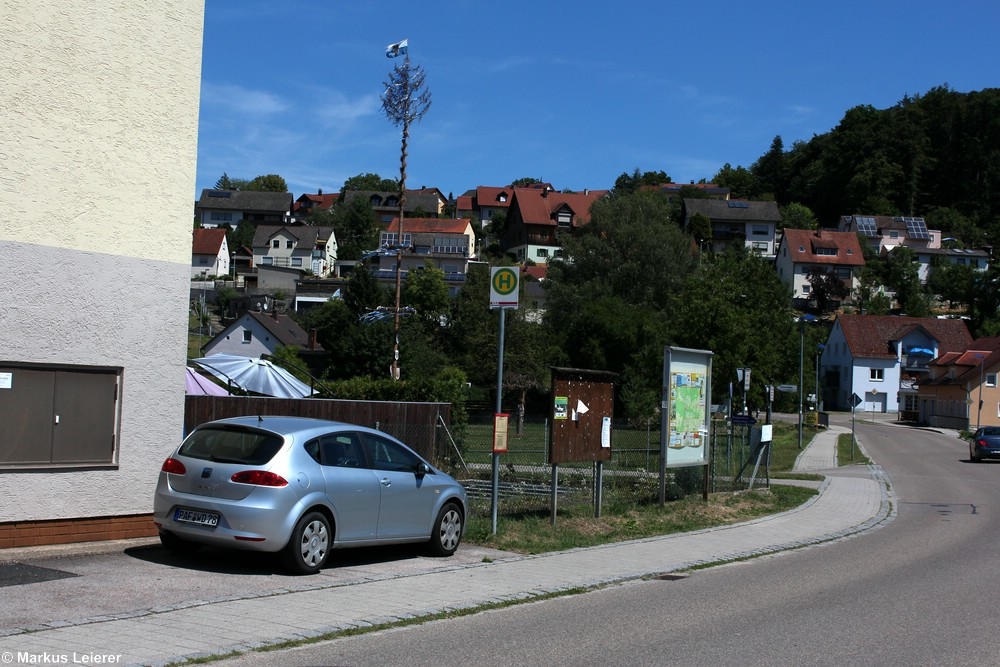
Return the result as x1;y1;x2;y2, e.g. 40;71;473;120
491;307;506;535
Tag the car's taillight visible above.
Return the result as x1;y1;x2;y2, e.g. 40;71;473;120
978;439;989;447
161;458;186;474
231;470;288;487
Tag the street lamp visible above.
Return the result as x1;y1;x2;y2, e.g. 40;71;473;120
798;314;817;449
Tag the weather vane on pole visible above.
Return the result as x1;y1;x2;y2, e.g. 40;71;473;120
381;38;431;380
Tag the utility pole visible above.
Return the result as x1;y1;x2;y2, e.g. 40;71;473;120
381;39;431;380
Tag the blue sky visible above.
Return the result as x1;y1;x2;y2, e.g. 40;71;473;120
196;0;1000;200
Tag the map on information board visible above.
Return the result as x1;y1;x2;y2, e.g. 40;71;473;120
668;371;707;450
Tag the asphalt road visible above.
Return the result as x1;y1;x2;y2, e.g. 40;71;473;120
206;417;1000;667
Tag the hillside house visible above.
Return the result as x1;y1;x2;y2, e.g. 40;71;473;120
820;314;973;413
501;188;608;264
195;189;293;228
917;338;1000;430
372;217;476;294
191;228;230;279
683;199;780;259
775;229;866;306
251;225;337;278
343;187;448;224
201;309;324;360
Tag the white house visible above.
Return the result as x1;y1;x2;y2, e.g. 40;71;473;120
821;314;973;413
191;227;230;278
684;199;781;259
775;228;866;304
251;225;337;278
201;309;323;359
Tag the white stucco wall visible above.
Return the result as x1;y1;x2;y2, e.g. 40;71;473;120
0;1;204;521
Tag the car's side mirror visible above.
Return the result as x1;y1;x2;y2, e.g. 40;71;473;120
415;462;431;477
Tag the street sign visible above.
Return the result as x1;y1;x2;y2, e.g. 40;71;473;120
851;393;863;408
731;414;757;425
776;384;797;393
489;267;519;309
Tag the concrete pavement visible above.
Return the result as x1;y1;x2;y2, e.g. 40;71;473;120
0;422;894;667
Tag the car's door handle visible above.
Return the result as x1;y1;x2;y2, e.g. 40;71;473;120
380;478;391;487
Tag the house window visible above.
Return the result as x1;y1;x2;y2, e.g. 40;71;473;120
243;330;252;344
380;232;412;248
210;212;232;221
199;257;209;265
802;284;811;293
291;257;303;267
0;363;122;469
752;225;768;236
272;240;280;248
752;241;769;251
262;257;273;265
286;240;294;249
889;231;899;238
537;248;549;258
816;247;837;256
557;211;572;227
798;245;806;252
987;373;997;388
870;368;884;382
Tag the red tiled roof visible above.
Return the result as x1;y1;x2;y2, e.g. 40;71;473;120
511;188;608;227
385;217;472;234
522;265;547;281
192;228;227;255
781;229;866;267
838;314;973;360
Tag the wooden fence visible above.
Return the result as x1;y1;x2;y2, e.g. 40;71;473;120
184;395;452;462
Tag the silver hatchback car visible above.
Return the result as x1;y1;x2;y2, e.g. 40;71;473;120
153;416;467;574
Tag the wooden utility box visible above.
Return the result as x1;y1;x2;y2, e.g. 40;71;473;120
549;367;617;464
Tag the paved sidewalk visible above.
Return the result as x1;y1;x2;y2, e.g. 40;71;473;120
0;427;893;667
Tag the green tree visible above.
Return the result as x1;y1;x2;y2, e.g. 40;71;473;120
404;262;450;328
926;261;978;310
340;172;400;195
214;173;235;190
510;177;543;188
310;195;379;260
779;202;818;230
611;168;671;196
712;163;759;200
245;174;288;192
669;245;798;410
883;246;930;315
752;135;788;202
807;269;850;313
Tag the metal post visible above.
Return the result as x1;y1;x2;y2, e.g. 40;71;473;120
491;307;506;535
978;356;985;431
798;322;804;449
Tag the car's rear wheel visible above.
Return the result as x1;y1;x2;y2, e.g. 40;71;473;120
159;530;202;556
281;511;331;575
971;443;981;462
426;502;463;557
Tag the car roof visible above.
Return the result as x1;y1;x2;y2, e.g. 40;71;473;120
202;416;374;438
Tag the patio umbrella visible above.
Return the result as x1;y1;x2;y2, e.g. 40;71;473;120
185;366;229;396
192;354;317;399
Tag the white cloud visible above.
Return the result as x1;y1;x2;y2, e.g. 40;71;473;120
201;81;289;116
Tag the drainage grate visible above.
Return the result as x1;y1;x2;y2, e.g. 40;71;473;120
0;563;79;588
652;573;688;581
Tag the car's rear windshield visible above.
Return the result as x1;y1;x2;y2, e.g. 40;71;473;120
982;428;1000;437
178;426;285;465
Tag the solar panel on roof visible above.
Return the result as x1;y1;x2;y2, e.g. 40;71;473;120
207;190;232;198
903;217;930;240
855;216;878;237
727;200;749;208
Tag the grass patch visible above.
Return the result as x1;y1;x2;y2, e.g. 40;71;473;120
464;484;815;554
838;432;871;466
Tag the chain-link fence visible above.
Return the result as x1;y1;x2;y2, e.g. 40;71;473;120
442;415;773;521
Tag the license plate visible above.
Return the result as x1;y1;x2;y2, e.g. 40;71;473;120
174;508;219;527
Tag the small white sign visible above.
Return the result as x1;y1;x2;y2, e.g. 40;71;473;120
601;416;611;448
0;372;11;389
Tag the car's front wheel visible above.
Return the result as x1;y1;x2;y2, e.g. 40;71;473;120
281;511;331;574
426;502;463;557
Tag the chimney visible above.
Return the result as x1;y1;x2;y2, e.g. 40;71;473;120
318;188;323;195
309;328;318;350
